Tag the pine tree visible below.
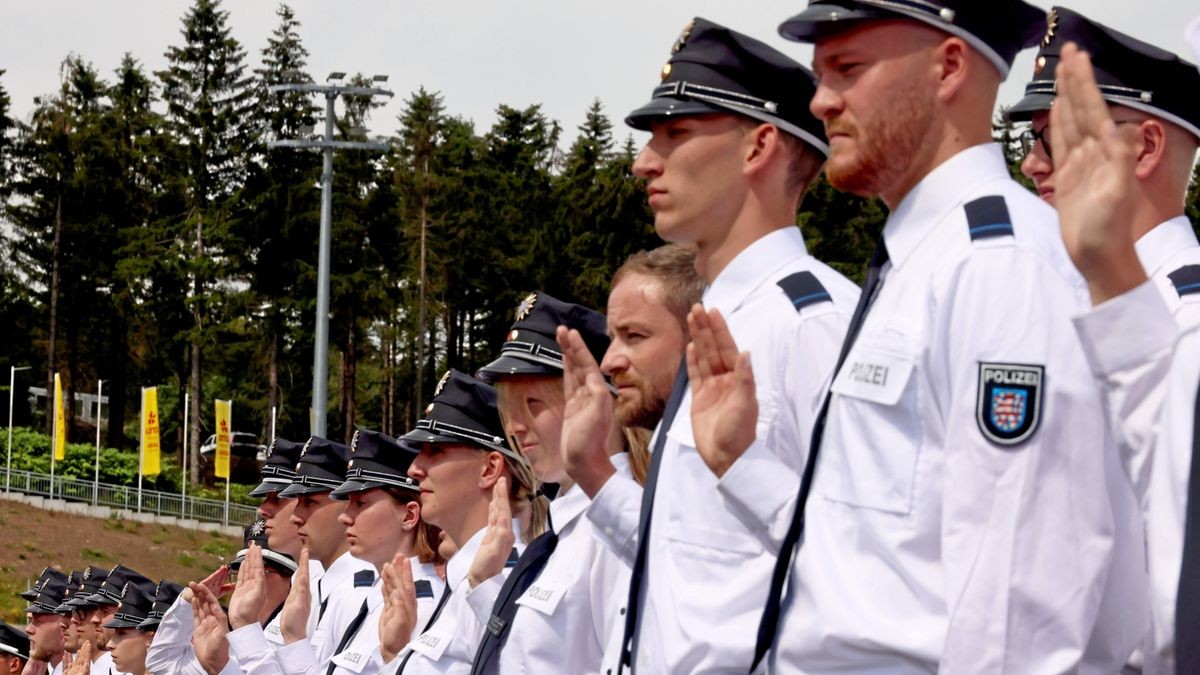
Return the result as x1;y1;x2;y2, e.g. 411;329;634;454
157;0;257;480
0;69;14;196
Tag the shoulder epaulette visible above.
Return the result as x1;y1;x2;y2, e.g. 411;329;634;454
505;548;520;569
414;579;434;599
1168;265;1200;297
353;570;374;588
964;195;1014;241
776;272;831;311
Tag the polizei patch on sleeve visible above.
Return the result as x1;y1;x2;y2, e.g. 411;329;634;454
976;363;1044;446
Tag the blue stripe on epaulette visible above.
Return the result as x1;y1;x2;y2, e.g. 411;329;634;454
964;196;1014;241
776;272;831;311
353;570;374;588
414;579;434;599
505;548;520;569
1168;265;1200;297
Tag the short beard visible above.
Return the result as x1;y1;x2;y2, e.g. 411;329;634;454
825;75;935;198
616;394;667;431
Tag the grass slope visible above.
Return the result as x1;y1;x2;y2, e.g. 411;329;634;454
0;500;241;623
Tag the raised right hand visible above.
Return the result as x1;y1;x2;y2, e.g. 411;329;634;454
280;547;313;644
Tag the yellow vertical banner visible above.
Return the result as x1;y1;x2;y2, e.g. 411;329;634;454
53;373;66;460
141;387;161;476
214;399;232;479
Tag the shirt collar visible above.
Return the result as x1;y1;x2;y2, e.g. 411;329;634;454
702;227;809;315
1135;216;1200;276
446;519;522;588
884;143;1011;268
549;483;589;533
321;551;368;597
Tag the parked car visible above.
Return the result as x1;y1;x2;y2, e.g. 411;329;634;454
199;432;268;484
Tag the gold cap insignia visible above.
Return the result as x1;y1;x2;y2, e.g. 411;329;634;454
300;438;312;456
1034;55;1047;77
425;403;435;415
250;520;265;537
1042;9;1058;48
434;371;452;397
672;19;695;55
660;62;672;82
516;293;538;321
350;430;360;454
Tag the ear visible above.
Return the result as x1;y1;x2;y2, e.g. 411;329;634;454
933;37;971;102
401;500;421;532
479;451;507;489
1132;119;1166;180
743;123;782;177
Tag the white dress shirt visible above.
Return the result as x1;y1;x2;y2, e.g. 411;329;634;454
477;454;631;675
1135;215;1200;329
145;594;242;675
89;651;123;675
1074;279;1195;674
394;521;525;674
229;552;374;675
721;144;1146;673
588;226;858;673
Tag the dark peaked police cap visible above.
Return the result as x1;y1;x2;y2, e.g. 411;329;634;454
0;622;30;661
23;574;68;615
626;17;830;157
477;291;610;383
331;429;419;499
65;566;110;610
278;436;351;498
249;437;306;498
21;567;66;603
400;370;521;462
136;580;183;631
230;519;298;574
85;565;153;607
101;576;158;629
778;0;1046;78
1006;6;1200;140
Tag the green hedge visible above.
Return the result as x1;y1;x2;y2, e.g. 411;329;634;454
2;427;259;506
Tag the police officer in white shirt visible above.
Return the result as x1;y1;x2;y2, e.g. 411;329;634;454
381;370;532;674
268;428;445;675
0;621;31;675
25;572;69;675
61;567;114;675
1011;7;1200;332
560;17;859;674
1044;37;1200;674
469;292;630;675
81;566;153;675
691;1;1150;672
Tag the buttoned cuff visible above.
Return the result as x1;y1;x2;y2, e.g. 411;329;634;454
274;638;316;674
717;439;800;552
464;574;505;626
586;472;643;565
1074;280;1178;377
226;623;274;664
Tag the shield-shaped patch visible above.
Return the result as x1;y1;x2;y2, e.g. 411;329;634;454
976;363;1044;446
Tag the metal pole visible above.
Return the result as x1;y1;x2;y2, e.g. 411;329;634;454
93;380;102;506
182;391;189;517
271;405;277;444
137;387;144;514
224;478;230;527
50;373;56;501
311;92;335;439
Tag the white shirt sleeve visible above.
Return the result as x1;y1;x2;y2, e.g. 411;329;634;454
584;472;643;566
227;624;285;675
145;596;197;675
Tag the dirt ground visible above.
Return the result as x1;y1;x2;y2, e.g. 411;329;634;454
0;499;242;624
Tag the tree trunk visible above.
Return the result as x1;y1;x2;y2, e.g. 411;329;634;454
45;192;63;436
106;323;128;449
415;160;429;414
189;213;204;484
343;324;357;445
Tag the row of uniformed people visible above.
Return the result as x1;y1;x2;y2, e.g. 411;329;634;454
14;563;182;675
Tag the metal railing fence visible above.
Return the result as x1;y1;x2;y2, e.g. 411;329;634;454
0;467;257;527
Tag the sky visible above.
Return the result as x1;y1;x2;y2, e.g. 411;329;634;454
2;1;1199;146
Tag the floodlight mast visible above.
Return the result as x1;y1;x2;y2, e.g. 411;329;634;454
266;77;393;439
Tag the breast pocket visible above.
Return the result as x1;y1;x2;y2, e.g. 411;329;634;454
817;339;924;515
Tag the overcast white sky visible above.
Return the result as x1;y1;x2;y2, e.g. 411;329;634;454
2;1;1198;145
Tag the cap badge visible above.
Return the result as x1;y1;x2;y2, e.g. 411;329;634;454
300;438;312;456
1042;9;1058;48
84;568;92;581
120;583;130;599
515;293;538;321
250;520;266;537
1034;56;1047;77
434;371;452;397
425;403;435;415
351;430;360;454
671;19;695;55
507;329;519;341
660;62;672;82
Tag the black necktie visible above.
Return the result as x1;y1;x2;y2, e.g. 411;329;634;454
327;599;370;675
752;238;890;670
618;358;690;673
470;530;561;674
396;585;453;674
1175;375;1200;669
318;578;329;622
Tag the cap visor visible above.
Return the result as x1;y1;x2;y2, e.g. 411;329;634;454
23;603;59;614
330;479;385;499
624;97;731;131
102;617;144;629
135;618;160;631
476;354;561;383
83;594;119;606
248;479;290;498
276;482;328;499
1005;93;1054;122
399;428;463;448
19;591;37;601
778;4;890;42
65;596;95;609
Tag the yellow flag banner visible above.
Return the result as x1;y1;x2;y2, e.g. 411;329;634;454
52;373;66;460
215;399;232;479
141;387;161;476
